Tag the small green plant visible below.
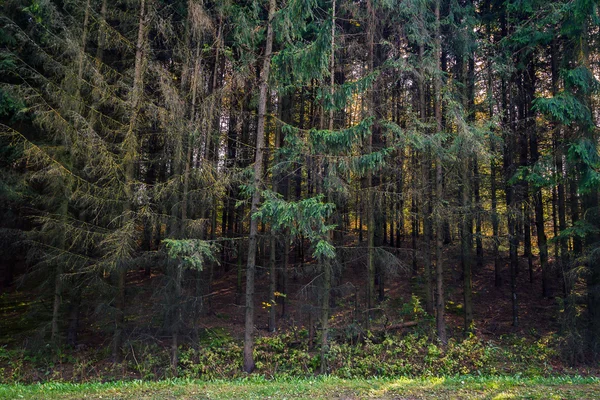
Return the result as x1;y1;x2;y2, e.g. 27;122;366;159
399;295;427;319
0;328;562;383
126;342;169;380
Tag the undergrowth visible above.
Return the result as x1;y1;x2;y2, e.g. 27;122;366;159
0;297;579;383
0;329;561;383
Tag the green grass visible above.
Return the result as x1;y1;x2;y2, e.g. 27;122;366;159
1;376;598;399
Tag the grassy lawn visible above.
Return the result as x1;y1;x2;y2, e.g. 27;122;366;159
1;376;598;399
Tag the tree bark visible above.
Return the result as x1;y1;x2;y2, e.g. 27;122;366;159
501;12;518;326
366;0;377;327
112;0;147;361
243;0;276;373
434;0;446;344
418;43;433;316
528;56;549;297
268;235;277;332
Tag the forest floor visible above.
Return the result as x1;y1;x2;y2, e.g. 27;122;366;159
186;239;567;344
1;236;598;382
1;376;600;399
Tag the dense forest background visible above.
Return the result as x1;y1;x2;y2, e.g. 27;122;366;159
1;0;599;379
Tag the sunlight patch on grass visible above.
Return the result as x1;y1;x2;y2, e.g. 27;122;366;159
492;394;516;399
0;376;599;399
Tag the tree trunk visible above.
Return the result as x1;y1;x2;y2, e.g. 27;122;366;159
320;260;331;373
243;0;276;373
528;54;549;297
268;235;277;332
66;284;81;347
473;158;483;269
51;0;94;346
461;157;473;333
51;264;62;344
411;151;418;276
418;43;433;316
580;24;600;358
112;0;147;361
501;13;518;326
550;38;569;295
433;0;446;344
366;0;377;328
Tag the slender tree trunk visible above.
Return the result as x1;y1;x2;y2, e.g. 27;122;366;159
396;149;404;247
491;140;502;287
569;180;581;255
173;24;204;371
550;39;569;295
411;151;419;277
51;264;62;343
580;25;600;357
557;149;569;295
236;218;244;306
243;0;276;373
321;3;335;369
268;235;277;332
365;0;376;328
501;11;518;326
320;260;331;373
525;209;534;283
485;0;502;288
66;284;81;347
552;186;559;261
518;62;533;284
359;193;363;243
51;0;93;346
528;56;549;296
461;156;473;333
111;0;147;361
170;262;182;372
281;236;289;318
474;158;483;269
433;0;446;344
418;43;433;316
457;48;473;333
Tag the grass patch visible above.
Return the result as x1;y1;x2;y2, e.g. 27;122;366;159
1;375;598;399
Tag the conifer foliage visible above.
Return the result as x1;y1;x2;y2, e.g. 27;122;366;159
0;0;599;372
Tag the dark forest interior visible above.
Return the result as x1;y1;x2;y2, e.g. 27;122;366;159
0;0;599;381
